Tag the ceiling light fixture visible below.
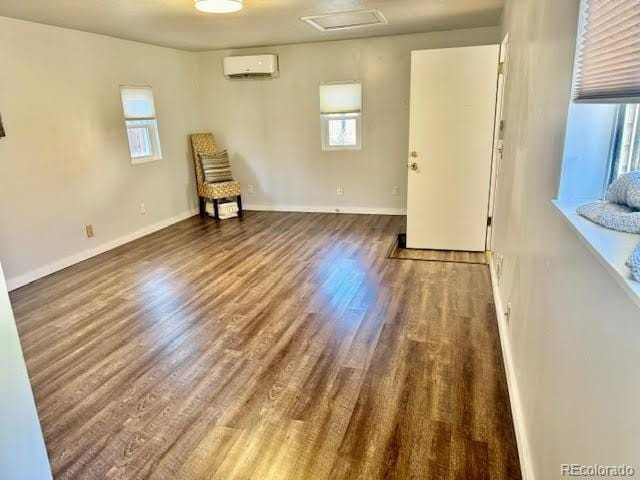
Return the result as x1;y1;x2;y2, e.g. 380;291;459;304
194;0;243;13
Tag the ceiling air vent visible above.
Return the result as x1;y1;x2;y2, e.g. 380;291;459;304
301;9;388;32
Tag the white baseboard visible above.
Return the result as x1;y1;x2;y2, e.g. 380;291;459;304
6;209;199;291
488;253;534;480
244;203;406;216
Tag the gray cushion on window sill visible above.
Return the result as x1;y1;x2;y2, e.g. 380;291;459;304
576;201;640;234
607;170;640;210
627;243;640;282
577;201;640;282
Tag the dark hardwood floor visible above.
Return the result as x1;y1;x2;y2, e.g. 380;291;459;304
11;211;521;480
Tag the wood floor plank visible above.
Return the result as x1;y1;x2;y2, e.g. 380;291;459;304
11;211;521;479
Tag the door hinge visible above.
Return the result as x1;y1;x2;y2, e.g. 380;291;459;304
498;62;505;74
487;217;493;227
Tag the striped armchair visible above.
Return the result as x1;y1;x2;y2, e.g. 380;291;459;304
190;133;242;219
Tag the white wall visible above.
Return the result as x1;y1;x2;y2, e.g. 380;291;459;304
0;20;500;287
494;1;640;478
197;27;500;214
0;263;51;480
0;17;201;288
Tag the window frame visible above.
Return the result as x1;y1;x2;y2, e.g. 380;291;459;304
609;104;640;184
320;112;362;151
120;86;163;165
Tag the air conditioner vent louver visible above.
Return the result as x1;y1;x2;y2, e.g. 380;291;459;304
301;9;388;32
227;72;273;78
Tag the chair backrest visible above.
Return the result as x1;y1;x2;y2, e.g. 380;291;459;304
190;133;217;188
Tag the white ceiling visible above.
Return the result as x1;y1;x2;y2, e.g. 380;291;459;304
0;0;504;51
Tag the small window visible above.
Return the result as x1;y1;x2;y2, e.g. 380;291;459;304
120;86;162;164
610;104;640;181
319;82;362;150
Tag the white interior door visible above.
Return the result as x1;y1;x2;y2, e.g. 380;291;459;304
407;45;499;251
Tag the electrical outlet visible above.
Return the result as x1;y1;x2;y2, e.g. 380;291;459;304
139;203;147;215
337;186;344;196
392;185;399;196
247;184;254;194
505;302;512;325
86;224;94;238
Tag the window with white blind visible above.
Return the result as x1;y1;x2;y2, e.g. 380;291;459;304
560;0;640;199
319;82;362;150
573;0;640;103
120;86;162;164
556;0;640;298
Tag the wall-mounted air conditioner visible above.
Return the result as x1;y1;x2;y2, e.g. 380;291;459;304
223;54;279;79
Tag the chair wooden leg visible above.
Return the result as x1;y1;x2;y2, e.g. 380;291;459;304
213;198;219;220
199;197;206;217
237;195;243;217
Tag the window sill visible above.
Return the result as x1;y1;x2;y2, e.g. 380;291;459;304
131;156;162;165
321;147;362;151
552;199;640;308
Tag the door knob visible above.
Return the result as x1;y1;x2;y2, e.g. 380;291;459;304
410;151;418;158
409;162;418;171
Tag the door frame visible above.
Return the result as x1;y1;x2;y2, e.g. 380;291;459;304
486;33;509;251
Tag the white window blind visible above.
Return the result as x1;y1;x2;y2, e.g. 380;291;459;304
319;82;362;114
573;0;640;103
121;87;156;119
